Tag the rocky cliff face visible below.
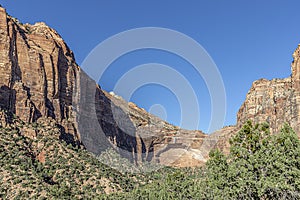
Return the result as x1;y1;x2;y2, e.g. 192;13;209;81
0;7;81;145
212;45;300;154
237;45;300;135
0;7;209;167
76;80;208;167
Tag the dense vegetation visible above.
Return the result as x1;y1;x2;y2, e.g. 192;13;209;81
0;113;141;199
202;122;300;199
1;111;299;199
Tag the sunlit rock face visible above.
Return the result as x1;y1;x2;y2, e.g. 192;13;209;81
205;45;300;155
0;6;80;144
237;45;300;136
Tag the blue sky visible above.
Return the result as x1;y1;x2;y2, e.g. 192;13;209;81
2;1;300;133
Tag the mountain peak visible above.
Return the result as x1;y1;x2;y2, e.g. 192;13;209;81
292;43;300;79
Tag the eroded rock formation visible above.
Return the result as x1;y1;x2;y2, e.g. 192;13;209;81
0;6;80;145
237;45;300;135
211;45;300;154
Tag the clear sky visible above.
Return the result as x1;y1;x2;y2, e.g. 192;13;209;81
2;1;300;133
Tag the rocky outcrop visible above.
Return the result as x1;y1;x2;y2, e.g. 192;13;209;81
212;44;300;155
237;45;300;135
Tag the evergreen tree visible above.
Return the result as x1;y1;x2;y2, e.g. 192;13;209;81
203;121;300;199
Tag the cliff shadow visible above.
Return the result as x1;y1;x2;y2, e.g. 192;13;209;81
76;71;138;164
0;85;16;114
95;87;138;164
58;124;81;147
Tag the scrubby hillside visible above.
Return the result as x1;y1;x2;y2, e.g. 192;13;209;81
1;109;300;199
0;111;142;199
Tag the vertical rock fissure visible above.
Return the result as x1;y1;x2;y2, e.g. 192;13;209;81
38;53;48;117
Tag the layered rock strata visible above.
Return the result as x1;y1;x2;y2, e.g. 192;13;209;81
237;45;300;135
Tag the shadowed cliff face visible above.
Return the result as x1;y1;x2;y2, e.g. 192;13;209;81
76;70;208;166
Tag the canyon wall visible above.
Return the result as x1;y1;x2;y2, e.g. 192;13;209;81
237;45;300;135
2;5;299;167
0;7;81;145
0;6;208;167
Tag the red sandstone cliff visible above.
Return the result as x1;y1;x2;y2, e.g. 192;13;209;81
0;7;81;145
